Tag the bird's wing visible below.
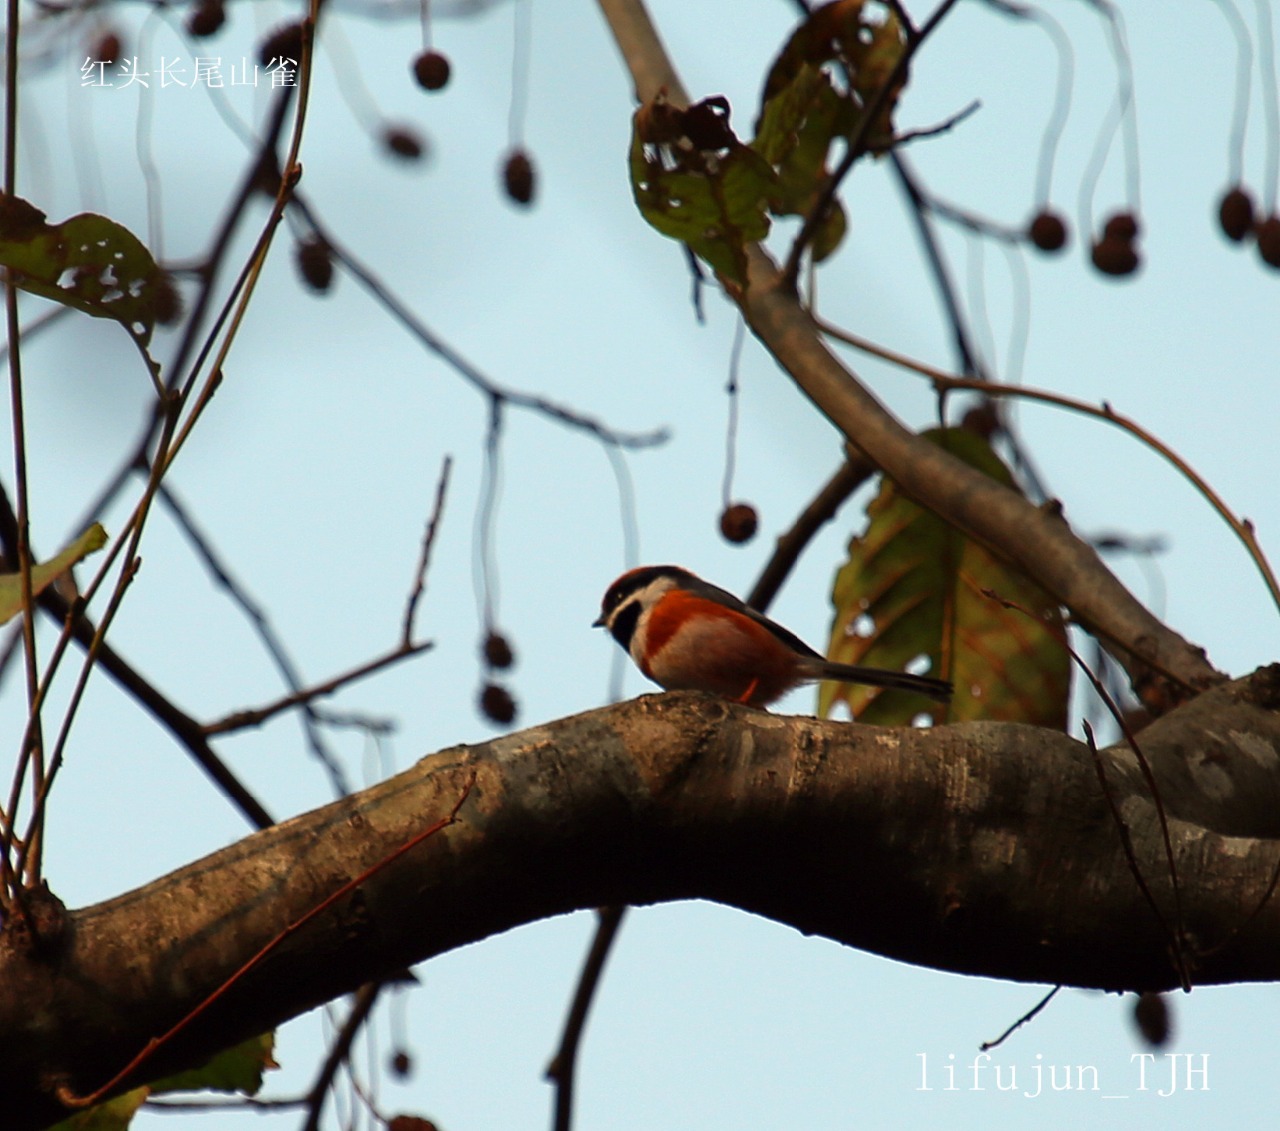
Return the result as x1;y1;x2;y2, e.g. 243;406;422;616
684;575;826;661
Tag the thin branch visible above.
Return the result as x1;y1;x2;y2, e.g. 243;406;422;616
157;482;352;796
2;0;44;895
815;319;1280;622
978;581;1186;984
892;98;981;148
546;905;627;1131
746;454;872;612
916;189;1026;244
782;0;961;289
46;587;275;828
13;557;144;889
145;1095;309;1112
203;641;434;737
979;986;1060;1051
291;195;668;452
1082;720;1187;989
889;151;989;377
402;455;453;648
0;486;274;830
301;982;382;1131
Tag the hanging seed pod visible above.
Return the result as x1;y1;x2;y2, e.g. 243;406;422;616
412;50;451;91
502;149;536;206
479;682;517;725
383;126;427;162
1027;209;1068;253
259;21;303;67
187;0;226;39
1255;215;1280;269
483;631;515;670
718;502;759;544
1218;186;1255;242
1133;992;1172;1047
295;236;334;293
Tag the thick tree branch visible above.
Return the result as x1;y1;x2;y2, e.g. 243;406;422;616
4;672;1280;1129
597;0;1219;699
737;256;1215;692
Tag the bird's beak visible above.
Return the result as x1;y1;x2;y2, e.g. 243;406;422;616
591;613;606;628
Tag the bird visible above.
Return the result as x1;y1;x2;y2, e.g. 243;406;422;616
594;564;953;709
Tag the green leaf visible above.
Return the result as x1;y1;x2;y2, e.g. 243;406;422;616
755;71;852;262
630;115;776;284
0;524;107;625
820;429;1071;727
0;195;180;345
758;0;907;155
151;1032;277;1095
45;1034;276;1131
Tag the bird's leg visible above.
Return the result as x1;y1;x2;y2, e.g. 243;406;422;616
738;677;760;705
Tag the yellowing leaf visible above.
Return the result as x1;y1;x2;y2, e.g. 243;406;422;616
821;429;1071;727
0;524;107;625
0;195;180;345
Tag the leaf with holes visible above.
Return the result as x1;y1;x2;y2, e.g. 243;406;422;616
758;0;907;160
752;62;850;261
630;99;776;284
0;195;180;346
819;429;1070;727
0;524;107;625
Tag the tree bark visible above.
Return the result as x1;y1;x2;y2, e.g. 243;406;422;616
4;669;1280;1129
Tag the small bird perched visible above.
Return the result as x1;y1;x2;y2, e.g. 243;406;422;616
594;565;952;708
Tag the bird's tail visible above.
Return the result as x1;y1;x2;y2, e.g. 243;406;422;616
807;660;953;702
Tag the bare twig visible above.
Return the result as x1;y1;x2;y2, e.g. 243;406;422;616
145;1094;309;1112
204;642;433;737
403;456;453;647
546;905;627;1131
0;485;274;830
291;195;668;452
782;0;961;289
746;455;873;612
979;986;1060;1051
892;99;981;147
889;152;989;378
157;482;352;796
2;0;44;895
1082;720;1188;989
301;982;382;1131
